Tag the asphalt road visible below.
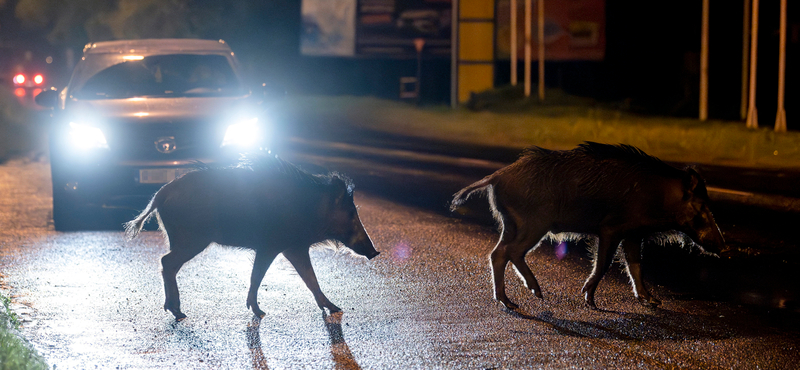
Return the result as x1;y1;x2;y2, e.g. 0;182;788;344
1;142;800;368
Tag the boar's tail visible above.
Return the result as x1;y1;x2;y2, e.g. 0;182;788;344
450;175;495;212
124;196;159;239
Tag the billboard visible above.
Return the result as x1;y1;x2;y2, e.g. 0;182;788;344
356;0;452;57
496;0;605;61
301;0;452;58
301;0;357;57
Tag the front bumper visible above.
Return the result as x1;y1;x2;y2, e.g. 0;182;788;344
49;152;241;212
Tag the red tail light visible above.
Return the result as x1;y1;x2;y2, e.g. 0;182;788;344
13;74;25;85
14;88;26;97
33;74;44;85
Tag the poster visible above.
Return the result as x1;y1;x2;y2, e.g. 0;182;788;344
301;0;357;56
356;0;452;57
496;0;605;61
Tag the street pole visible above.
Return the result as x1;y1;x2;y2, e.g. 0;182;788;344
775;0;787;132
745;0;759;129
537;0;545;101
511;0;517;86
414;38;425;105
524;0;532;97
700;0;709;121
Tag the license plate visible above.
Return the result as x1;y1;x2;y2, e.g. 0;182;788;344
138;168;193;184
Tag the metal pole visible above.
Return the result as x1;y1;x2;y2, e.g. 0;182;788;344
537;0;545;101
745;0;759;129
699;0;709;121
511;0;517;86
775;0;787;132
524;0;532;97
740;0;750;120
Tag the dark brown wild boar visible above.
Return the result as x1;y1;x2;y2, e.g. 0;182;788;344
125;153;379;321
450;142;726;310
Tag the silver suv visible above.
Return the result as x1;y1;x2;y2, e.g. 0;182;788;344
36;39;275;230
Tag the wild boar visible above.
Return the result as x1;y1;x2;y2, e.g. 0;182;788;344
126;153;379;320
451;142;725;310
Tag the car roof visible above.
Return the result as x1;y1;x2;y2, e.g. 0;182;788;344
83;39;232;56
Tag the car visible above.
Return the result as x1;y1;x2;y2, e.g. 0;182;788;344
2;46;58;109
35;38;280;231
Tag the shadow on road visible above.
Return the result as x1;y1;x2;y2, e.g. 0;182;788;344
505;308;758;342
245;313;362;370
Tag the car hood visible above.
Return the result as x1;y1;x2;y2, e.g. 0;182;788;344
64;96;255;122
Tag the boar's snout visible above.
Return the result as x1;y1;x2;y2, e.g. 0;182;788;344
365;250;380;260
348;232;380;260
690;212;727;257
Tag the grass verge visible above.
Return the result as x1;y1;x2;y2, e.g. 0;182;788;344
277;95;800;169
1;294;48;370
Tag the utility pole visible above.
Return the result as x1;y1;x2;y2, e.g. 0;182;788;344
746;0;759;129
537;0;545;101
511;0;517;86
775;0;787;132
524;0;532;97
699;0;709;121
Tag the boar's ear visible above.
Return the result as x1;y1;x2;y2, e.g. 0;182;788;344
330;176;349;204
683;167;709;200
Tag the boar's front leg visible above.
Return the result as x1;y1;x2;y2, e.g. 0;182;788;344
621;238;661;307
247;249;281;318
283;248;342;313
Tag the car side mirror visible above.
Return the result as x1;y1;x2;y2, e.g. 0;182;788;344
35;88;59;109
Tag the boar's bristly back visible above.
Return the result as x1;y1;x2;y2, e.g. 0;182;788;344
239;152;353;192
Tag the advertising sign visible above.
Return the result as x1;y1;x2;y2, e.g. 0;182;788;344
301;0;357;57
496;0;605;61
356;0;452;57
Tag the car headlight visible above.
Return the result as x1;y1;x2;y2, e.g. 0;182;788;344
68;122;109;150
221;117;261;148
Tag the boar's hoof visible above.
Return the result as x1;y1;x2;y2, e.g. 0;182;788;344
498;298;519;310
532;289;543;299
637;296;661;308
583;294;599;310
170;310;187;321
165;305;187;321
250;307;266;319
324;304;342;314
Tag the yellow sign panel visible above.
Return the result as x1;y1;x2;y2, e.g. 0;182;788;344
458;63;494;103
459;22;495;61
460;0;495;19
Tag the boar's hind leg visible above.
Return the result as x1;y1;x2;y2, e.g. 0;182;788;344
621;238;661;307
490;222;547;310
581;233;623;310
247;249;281;318
283;248;341;313
161;241;207;321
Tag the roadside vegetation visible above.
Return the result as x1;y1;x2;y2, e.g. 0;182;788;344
279;93;800;169
1;293;48;370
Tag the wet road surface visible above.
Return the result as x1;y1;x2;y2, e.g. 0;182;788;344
1;152;800;368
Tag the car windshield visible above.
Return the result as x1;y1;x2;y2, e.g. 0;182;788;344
71;54;244;99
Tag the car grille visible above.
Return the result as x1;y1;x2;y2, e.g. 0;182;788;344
105;120;226;161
